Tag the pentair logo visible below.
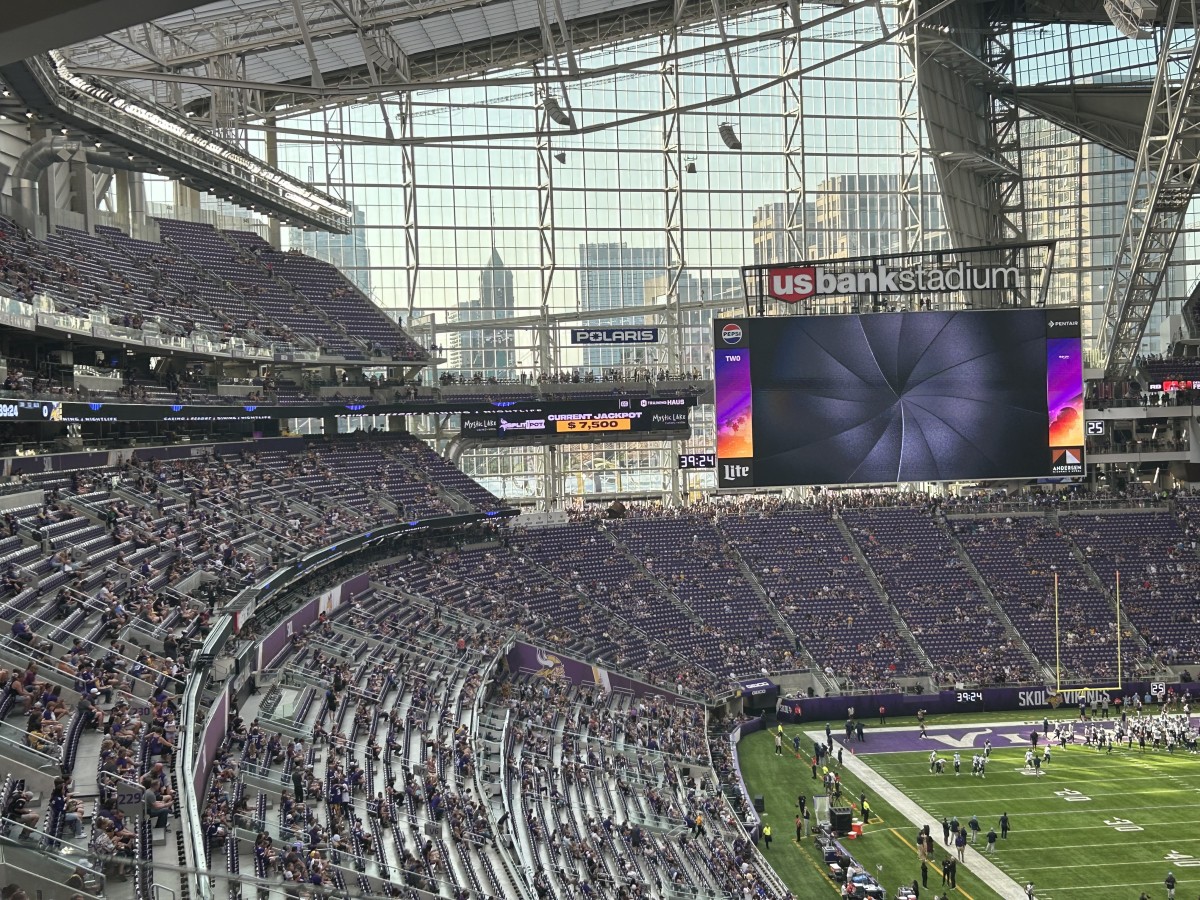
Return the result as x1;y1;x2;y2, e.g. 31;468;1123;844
721;323;743;344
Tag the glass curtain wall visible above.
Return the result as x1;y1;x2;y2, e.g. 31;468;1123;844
137;8;1200;501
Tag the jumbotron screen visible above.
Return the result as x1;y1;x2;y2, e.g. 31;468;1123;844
713;308;1084;488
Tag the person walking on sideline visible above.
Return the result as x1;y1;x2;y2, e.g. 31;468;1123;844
1166;871;1177;900
762;823;772;850
1025;883;1035;899
1000;812;1009;839
941;816;951;845
968;814;980;844
954;828;966;862
795;814;803;843
920;858;928;888
774;732;783;756
986;827;997;854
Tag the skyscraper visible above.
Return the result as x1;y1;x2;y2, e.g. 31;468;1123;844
752;201;814;265
806;173;945;260
289;205;372;294
454;248;516;379
577;243;666;370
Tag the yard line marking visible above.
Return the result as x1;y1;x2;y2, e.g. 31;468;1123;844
999;838;1193;850
1047;882;1181;892
1018;860;1184;872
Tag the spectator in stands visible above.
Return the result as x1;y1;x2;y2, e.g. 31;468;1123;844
50;776;83;839
90;818;132;880
142;774;171;829
6;789;38;839
10;618;32;646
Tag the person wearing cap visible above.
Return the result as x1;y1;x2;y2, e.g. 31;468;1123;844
1166;871;1177;900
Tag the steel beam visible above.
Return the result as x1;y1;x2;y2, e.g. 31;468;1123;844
782;7;807;261
1100;0;1200;377
662;0;686;374
534;72;557;327
397;55;420;316
290;0;328;90
63;0;870;105
0;0;212;66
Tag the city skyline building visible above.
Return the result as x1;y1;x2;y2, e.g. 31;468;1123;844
453;247;517;379
289;205;373;295
577;242;667;371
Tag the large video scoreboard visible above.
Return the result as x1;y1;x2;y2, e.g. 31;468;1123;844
714;308;1084;488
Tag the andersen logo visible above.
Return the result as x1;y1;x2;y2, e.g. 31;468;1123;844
768;262;1020;302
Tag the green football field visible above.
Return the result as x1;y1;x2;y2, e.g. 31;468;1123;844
738;719;1200;900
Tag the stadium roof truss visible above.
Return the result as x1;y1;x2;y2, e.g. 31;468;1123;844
1099;0;1200;377
50;0;862;124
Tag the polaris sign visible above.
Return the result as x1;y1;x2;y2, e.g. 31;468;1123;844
767;262;1020;302
570;328;659;344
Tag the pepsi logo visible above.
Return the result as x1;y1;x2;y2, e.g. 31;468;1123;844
721;323;743;345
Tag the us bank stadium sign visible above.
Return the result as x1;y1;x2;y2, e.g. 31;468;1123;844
766;262;1020;302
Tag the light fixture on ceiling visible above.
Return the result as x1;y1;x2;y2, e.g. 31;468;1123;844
553;151;567;164
24;110;33;119
1103;0;1156;38
718;122;742;150
60;127;68;135
543;96;573;127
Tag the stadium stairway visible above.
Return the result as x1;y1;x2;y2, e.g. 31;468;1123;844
594;522;707;630
832;515;937;676
717;532;831;688
1053;509;1157;663
937;514;1051;682
525;542;727;686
